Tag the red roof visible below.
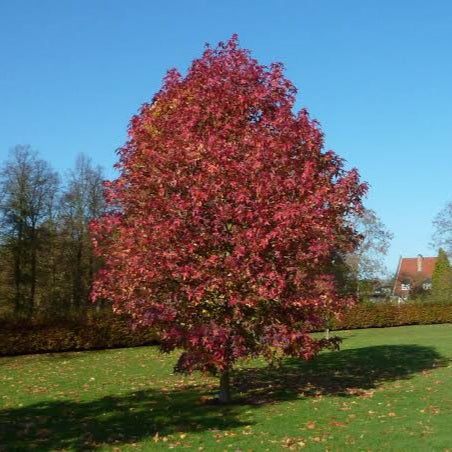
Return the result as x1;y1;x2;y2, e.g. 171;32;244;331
393;255;437;297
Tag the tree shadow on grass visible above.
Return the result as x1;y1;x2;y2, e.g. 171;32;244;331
0;386;245;451
0;344;447;451
233;344;448;404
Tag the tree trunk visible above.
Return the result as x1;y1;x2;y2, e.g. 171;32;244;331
13;244;22;313
218;368;232;404
30;225;37;314
13;221;23;313
73;239;83;308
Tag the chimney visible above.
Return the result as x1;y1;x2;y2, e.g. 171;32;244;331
417;254;423;272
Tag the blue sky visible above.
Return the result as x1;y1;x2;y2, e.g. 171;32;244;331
1;0;451;272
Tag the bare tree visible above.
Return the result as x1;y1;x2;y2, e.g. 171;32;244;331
432;201;452;256
345;208;393;299
59;154;105;309
0;145;59;314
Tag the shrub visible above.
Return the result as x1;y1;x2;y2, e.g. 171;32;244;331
2;303;451;356
332;302;452;330
0;311;157;356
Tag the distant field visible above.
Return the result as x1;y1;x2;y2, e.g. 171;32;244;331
1;324;451;451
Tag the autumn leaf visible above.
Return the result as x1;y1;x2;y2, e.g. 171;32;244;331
329;421;345;427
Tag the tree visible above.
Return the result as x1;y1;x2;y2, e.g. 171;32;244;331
91;36;367;402
430;248;452;303
350;208;393;279
59;154;105;310
0;145;59;314
432;201;452;256
345;208;393;300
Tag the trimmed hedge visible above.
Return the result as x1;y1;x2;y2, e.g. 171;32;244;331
1;303;451;356
0;313;158;356
333;302;452;330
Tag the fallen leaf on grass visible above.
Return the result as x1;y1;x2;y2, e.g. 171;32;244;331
328;421;345;427
281;436;306;449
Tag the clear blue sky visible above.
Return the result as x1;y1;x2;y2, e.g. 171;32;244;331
1;0;451;273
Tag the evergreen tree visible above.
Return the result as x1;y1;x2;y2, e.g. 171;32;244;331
431;248;452;304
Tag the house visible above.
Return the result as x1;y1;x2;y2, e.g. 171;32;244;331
368;284;393;302
393;254;437;299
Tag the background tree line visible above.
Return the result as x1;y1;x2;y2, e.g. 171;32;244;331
4;143;451;320
0;145;397;320
0;145;105;317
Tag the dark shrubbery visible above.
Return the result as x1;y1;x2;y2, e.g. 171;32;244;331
1;303;451;357
333;302;452;330
0;311;157;356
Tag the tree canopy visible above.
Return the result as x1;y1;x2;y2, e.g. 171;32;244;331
91;36;367;401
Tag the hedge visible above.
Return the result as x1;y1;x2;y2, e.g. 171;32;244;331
333;302;452;330
1;303;451;356
0;312;158;357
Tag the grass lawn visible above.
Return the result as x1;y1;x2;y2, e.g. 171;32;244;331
1;324;451;451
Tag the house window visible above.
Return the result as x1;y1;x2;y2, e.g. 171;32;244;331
422;282;432;290
401;283;411;291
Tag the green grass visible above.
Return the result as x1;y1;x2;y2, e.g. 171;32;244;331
1;324;451;451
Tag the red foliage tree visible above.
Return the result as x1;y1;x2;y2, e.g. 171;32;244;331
91;36;367;402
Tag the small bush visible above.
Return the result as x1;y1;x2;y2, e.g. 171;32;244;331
0;311;158;356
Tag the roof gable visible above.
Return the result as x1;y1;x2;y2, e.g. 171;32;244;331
393;255;437;296
398;256;436;279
